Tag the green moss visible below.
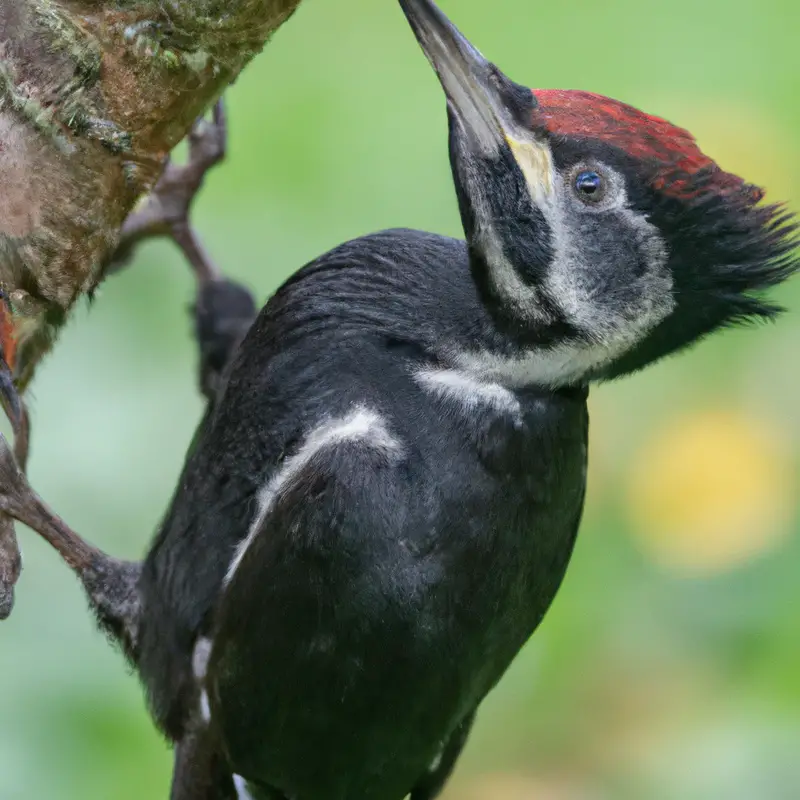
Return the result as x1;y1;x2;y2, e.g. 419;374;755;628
112;0;298;74
122;19;203;73
35;0;103;87
2;1;134;153
0;61;75;153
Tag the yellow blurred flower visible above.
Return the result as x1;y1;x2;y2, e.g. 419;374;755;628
624;409;797;575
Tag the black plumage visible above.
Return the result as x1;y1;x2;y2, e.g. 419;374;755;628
139;232;589;799
129;0;797;797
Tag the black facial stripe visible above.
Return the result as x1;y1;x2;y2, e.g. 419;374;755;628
483;141;554;285
466;244;582;348
508;301;584;347
448;121;580;345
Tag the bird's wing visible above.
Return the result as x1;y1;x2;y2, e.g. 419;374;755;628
202;408;437;798
136;407;268;737
410;710;476;800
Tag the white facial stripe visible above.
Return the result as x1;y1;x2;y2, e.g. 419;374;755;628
452;341;624;388
465;167;553;325
224;406;403;586
542;169;673;342
470;128;674;368
477;221;550;323
479;142;674;383
506;136;555;203
459;131;557;324
414;367;522;417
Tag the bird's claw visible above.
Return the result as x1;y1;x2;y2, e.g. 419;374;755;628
102;96;256;404
0;430;23;620
194;279;257;403
187;100;227;176
0;100;241;620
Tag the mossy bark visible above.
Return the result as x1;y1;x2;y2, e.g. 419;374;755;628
0;0;301;388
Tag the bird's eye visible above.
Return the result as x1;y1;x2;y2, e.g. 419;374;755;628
574;170;605;202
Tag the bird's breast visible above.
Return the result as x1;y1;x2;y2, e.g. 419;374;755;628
406;367;589;689
204;353;589;800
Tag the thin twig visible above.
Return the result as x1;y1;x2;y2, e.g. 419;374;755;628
104;100;228;287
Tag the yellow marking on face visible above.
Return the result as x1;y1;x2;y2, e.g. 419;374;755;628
506;136;554;202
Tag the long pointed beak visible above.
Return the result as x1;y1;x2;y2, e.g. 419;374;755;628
399;0;508;154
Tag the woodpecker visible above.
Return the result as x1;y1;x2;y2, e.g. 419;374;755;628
132;0;798;797
140;3;800;793
0;0;795;797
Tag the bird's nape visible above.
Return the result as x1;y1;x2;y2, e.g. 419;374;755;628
596;187;799;380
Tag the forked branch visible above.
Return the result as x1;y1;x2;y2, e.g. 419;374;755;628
104;101;228;285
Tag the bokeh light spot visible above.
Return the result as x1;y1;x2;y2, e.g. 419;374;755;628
624;409;797;575
444;772;587;800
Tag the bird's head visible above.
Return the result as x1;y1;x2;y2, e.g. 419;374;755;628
400;0;798;385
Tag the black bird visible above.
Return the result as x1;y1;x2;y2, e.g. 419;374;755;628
135;0;796;797
135;1;799;792
2;0;794;798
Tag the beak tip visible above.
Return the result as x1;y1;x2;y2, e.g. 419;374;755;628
398;0;505;155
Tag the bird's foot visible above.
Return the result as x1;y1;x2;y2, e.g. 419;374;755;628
0;431;98;574
105;98;257;404
0;293;139;640
0;514;21;620
0;427;141;651
193;279;256;405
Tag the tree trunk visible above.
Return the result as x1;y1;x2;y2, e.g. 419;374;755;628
0;0;300;388
0;0;301;617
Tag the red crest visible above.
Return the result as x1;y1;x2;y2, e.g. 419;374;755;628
533;90;760;201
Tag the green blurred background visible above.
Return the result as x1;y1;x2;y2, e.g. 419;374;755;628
1;0;799;797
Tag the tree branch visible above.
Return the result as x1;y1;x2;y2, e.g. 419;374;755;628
103;99;228;284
